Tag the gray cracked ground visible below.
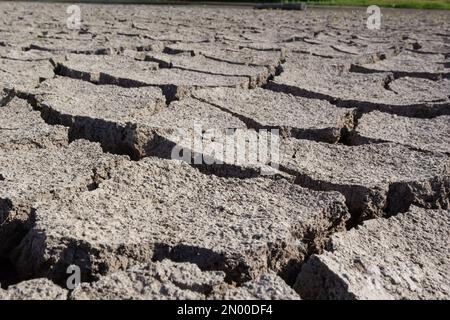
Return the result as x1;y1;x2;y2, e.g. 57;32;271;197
141;52;273;88
0;140;123;255
295;206;450;300
353;111;450;154
0;58;54;92
278;139;449;221
0;2;449;300
70;259;299;300
0;279;68;300
33;78;356;162
0;97;68;151
53;54;251;100
350;50;450;80
12;157;350;286
268;53;450;117
1;260;298;300
192;87;355;143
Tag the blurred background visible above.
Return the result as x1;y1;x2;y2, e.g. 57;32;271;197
14;0;450;10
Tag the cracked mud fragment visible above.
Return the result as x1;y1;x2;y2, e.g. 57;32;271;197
70;260;299;300
295;206;450;300
23;38;115;55
0;140;123;256
131;21;214;43
38;77;166;120
353;111;450;154
0;97;68;151
54;54;251;99
351;51;450;80
406;39;450;55
163;43;284;73
0;48;56;62
35;81;283;176
211;273;300;300
19;32;163;55
387;77;450;103
192;87;355;143
268;54;450;117
0;279;67;300
34;77;249;160
282;41;399;61
282;42;358;59
36;77;167;156
0;58;54;92
34;78;289;177
278;139;449;221
142;52;271;88
13;158;350;285
70;260;225;300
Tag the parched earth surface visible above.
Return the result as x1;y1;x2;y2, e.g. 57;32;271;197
0;2;449;300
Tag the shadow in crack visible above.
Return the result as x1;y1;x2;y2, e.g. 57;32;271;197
152;243;227;271
152;243;252;284
0;257;18;289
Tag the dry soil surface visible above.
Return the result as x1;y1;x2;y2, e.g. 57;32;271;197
0;2;449;300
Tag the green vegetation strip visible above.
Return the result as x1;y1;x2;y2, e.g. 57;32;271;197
21;0;450;10
303;0;450;10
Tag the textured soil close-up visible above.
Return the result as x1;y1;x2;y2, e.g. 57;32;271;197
0;1;449;301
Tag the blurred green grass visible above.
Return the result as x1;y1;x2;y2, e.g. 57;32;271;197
303;0;450;10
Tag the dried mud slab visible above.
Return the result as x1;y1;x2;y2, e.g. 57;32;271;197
37;77;166;121
36;77;167;156
268;54;450;117
54;54;251;100
353;111;450;154
143;52;271;88
295;206;450;300
387;77;450;102
0;279;67;300
20;38;114;55
0;48;56;62
149;98;246;129
278;139;449;221
71;260;225;300
34;78;290;178
192;87;355;143
282;41;399;62
0;140;124;255
70;259;299;300
20;33;164;55
102;35;166;53
210;273;300;300
35;79;283;176
282;42;358;59
406;40;450;55
0;97;68;151
131;23;214;43
34;77;248;160
0;58;54;91
12;158;350;285
351;51;450;80
164;43;284;72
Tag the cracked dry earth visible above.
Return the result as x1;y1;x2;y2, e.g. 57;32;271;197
0;2;449;300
